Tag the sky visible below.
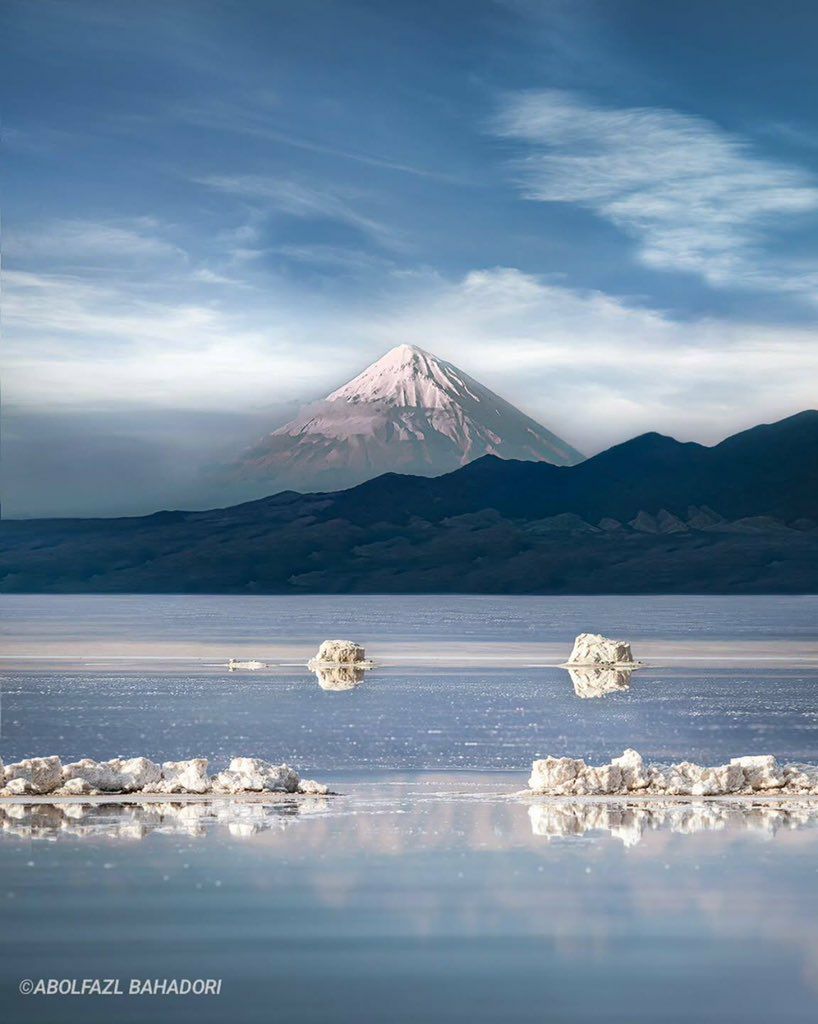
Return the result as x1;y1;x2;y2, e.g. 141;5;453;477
3;0;818;515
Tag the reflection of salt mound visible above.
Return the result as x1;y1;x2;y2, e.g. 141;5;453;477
564;633;639;667
568;666;632;699
312;664;366;690
527;749;818;796
0;797;330;842
529;802;645;846
308;639;371;666
528;800;818;846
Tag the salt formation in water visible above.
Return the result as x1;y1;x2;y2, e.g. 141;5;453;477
564;633;639;667
297;778;330;795
308;639;373;685
156;759;212;794
227;659;267;671
528;749;818;796
62;757;162;793
212;758;301;794
0;756;329;797
309;639;370;665
1;756;62;795
312;663;366;690
568;666;632;698
528;800;818;846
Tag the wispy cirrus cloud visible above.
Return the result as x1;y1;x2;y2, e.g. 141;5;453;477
494;90;818;299
5;217;188;271
175;96;465;183
196;174;400;248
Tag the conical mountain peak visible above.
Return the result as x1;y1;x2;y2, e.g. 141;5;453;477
326;344;467;409
228;346;583;498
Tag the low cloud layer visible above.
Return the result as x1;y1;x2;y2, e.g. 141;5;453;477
1;406;287;518
5;254;816;434
4;260;817;516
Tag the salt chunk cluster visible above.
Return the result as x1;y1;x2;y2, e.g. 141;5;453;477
528;750;818;796
0;755;329;798
308;639;369;665
563;633;638;667
211;758;300;795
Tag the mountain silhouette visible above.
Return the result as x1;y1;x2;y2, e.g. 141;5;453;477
1;411;816;593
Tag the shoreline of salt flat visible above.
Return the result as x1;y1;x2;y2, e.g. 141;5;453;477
2;637;818;669
5;790;818;807
0;791;340;805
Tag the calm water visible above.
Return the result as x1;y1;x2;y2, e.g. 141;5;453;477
2;595;818;1022
4;781;818;1023
3;592;818;644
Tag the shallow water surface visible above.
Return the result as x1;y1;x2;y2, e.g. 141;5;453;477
3;595;818;1022
3;593;818;664
3;779;818;1023
5;592;818;643
3;662;818;770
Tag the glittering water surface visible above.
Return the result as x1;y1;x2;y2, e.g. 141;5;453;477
2;595;818;1022
4;663;818;771
4;779;818;1023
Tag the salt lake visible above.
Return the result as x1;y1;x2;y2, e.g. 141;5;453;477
2;594;818;1022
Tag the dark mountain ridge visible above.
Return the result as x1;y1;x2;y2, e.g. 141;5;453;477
326;410;818;526
1;411;816;593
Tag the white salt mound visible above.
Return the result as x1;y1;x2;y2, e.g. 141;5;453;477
156;759;212;794
564;633;638;667
227;659;267;671
309;639;368;665
60;778;98;796
2;757;63;795
212;758;300;794
62;757;161;793
0;755;329;798
297;779;330;796
528;749;818;796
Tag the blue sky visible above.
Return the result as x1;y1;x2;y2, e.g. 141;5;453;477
3;0;818;514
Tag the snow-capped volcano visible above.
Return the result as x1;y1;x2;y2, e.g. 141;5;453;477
229;344;583;496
